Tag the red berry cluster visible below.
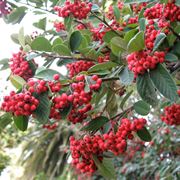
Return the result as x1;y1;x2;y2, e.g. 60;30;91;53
43;123;58;130
27;76;61;94
128;16;138;24
161;104;180;126
66;60;94;78
54;0;92;20
127;50;165;77
90;23;107;42
1;91;39;116
145;20;169;50
9;51;36;81
70;118;147;175
52;75;102;124
0;0;11;17
106;2;124;20
132;3;147;14
144;1;180;22
53;21;65;32
98;53;110;63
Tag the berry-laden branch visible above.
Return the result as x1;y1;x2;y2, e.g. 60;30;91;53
61;77;119;87
41;52;97;62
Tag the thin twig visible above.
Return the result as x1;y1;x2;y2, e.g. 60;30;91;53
111;106;133;120
90;11;122;37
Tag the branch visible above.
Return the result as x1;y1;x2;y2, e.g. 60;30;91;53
62;77;119;87
90;11;122;37
40;52;97;62
111;106;133;120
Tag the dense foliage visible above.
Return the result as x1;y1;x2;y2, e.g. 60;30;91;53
0;0;179;179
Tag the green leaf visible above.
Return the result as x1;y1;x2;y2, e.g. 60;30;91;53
124;29;138;43
110;37;127;56
91;4;99;12
88;62;118;73
153;33;166;52
33;17;46;30
139;18;146;31
26;52;41;61
18;27;25;47
165;53;178;62
0;58;9;70
10;75;26;89
113;5;120;21
137;127;152;142
13;116;29;131
134;100;150;115
120;90;133;110
33;93;51;124
52;37;63;46
52;44;71;56
59;104;72;119
35;69;61;81
64;16;73;31
103;30;117;44
124;0;154;4
127;31;145;53
175;0;180;6
31;37;52;52
7;6;27;24
56;59;75;66
69;31;82;52
137;72;158;106
11;33;19;44
149;64;178;102
93;156;116;180
119;66;134;85
0;113;13;133
81;116;109;132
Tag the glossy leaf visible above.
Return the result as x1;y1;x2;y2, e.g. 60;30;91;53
33;17;46;30
52;44;71;56
119;66;134;85
93;156;116;180
110;37;127;56
165;53;178;62
10;75;26;89
127;31;145;53
31;37;52;52
134;100;150;115
137;127;152;142
137;72;158;106
69;31;82;52
153;33;166;52
88;62;117;73
81;116;109;132
7;6;27;24
149;64;178;102
33;93;51;124
13;116;29;131
35;69;61;81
